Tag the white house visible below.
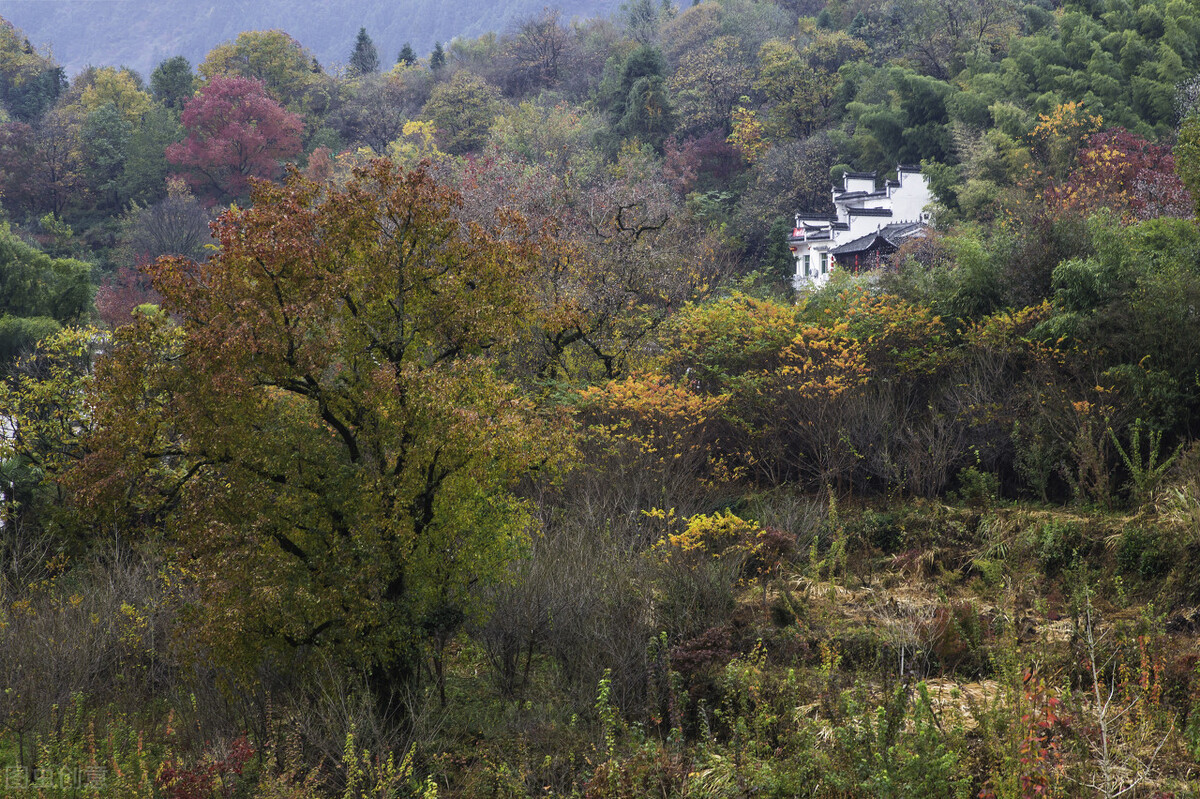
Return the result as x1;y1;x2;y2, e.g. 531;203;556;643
788;165;932;289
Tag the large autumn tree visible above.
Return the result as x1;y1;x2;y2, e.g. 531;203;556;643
73;160;563;716
166;75;302;204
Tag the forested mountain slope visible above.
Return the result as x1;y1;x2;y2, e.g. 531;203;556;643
0;0;621;77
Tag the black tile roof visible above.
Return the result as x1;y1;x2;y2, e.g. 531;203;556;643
836;190;888;201
830;232;884;256
877;221;925;238
829;222;928;255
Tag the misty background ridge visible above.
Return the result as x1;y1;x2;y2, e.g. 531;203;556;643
0;0;621;77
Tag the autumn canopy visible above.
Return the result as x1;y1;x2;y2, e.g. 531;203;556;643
74;160;562;708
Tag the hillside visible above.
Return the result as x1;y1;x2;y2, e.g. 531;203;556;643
0;0;621;77
1;0;1200;794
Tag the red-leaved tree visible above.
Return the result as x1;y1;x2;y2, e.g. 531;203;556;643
166;75;302;204
1048;128;1193;223
95;264;161;329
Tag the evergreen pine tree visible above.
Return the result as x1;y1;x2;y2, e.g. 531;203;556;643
430;41;446;71
848;11;868;38
349;27;380;75
397;42;417;67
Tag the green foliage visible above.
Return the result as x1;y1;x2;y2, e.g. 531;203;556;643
340;734;435;799
762;216;797;286
118;104;182;206
82;103;132;212
832;684;972;799
1108;418;1181;504
348;27;380;75
954;465;1001;508
1033;215;1200;447
850;509;903;554
840;66;956;172
1176;113;1200;215
696;647;825;799
149;55;195;110
1051;256;1115;314
1012;417;1059;503
889;228;1007;325
920;158;961;211
1116;526;1172;580
599;44;676;152
489;100;604;183
197;29;318;109
0;222;91;346
755;39;832;140
1031;518;1082;575
0;326;102;541
422;71;501;154
615;74;674;152
22;696;161;798
0;21;65;121
1186;692;1200;763
0;314;60;366
595;669;618;757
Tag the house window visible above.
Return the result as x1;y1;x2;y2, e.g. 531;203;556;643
820;252;828;275
803;254;811;278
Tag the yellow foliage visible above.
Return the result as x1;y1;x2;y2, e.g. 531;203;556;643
651;509;763;564
579;373;728;459
578;373;742;496
75;67;152;123
1026;101;1103;183
198;29;315;106
387;120;444;166
727;106;768;163
771;322;871;406
814;288;948;376
1030;101;1102;144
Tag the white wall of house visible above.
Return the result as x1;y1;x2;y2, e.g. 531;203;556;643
843;174;876;193
888;168;932;221
790;167;931;289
